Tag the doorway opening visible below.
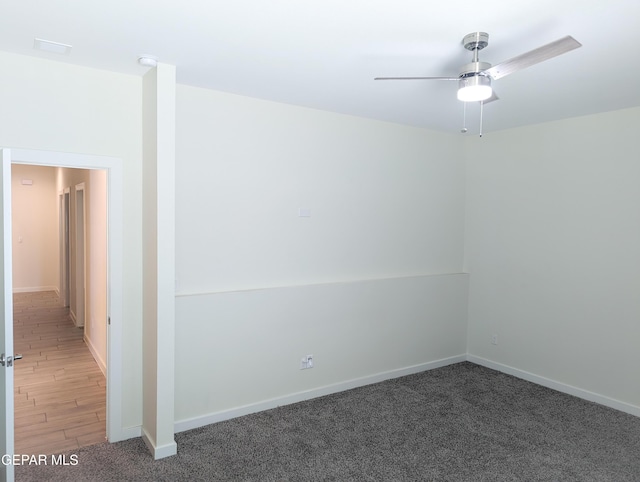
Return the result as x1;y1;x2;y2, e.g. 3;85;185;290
1;148;125;464
12;166;106;455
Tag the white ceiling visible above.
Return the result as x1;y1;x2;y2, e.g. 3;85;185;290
2;0;639;134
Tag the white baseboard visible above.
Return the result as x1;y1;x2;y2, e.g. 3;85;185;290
13;286;58;293
109;425;141;443
84;334;106;376
142;428;177;460
174;354;467;433
467;354;640;418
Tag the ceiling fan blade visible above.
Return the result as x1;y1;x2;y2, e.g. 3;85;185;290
374;76;459;81
484;35;581;80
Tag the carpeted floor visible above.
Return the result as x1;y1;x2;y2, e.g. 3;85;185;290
15;362;640;481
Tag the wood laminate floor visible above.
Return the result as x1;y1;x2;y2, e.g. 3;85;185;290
13;291;106;456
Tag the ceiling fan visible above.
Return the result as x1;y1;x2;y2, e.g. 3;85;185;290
375;32;582;133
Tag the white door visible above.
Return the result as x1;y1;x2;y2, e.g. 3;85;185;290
0;148;15;482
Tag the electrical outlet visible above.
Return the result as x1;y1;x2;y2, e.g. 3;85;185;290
300;354;314;370
491;334;498;345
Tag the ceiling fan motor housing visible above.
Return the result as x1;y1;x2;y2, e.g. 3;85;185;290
460;61;491;77
463;32;489;51
460;32;491;78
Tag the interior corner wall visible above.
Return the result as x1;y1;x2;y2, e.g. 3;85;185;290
0;51;144;432
174;85;468;427
464;106;640;413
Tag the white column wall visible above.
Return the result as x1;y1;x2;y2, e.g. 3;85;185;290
142;64;177;458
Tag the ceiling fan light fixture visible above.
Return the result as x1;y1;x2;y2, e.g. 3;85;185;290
457;75;492;102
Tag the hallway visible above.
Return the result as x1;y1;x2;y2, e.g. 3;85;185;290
13;291;106;455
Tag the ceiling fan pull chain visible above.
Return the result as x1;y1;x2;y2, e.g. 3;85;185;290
479;100;484;138
461;102;468;133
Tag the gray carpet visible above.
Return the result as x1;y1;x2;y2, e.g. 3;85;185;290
16;362;640;481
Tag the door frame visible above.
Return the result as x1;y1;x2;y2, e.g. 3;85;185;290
73;182;86;327
2;148;125;446
1;149;14;482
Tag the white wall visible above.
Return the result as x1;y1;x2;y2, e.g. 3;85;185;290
175;274;468;427
465;106;640;413
11;164;58;291
87;169;108;374
174;85;468;426
175;87;465;292
0;51;143;430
